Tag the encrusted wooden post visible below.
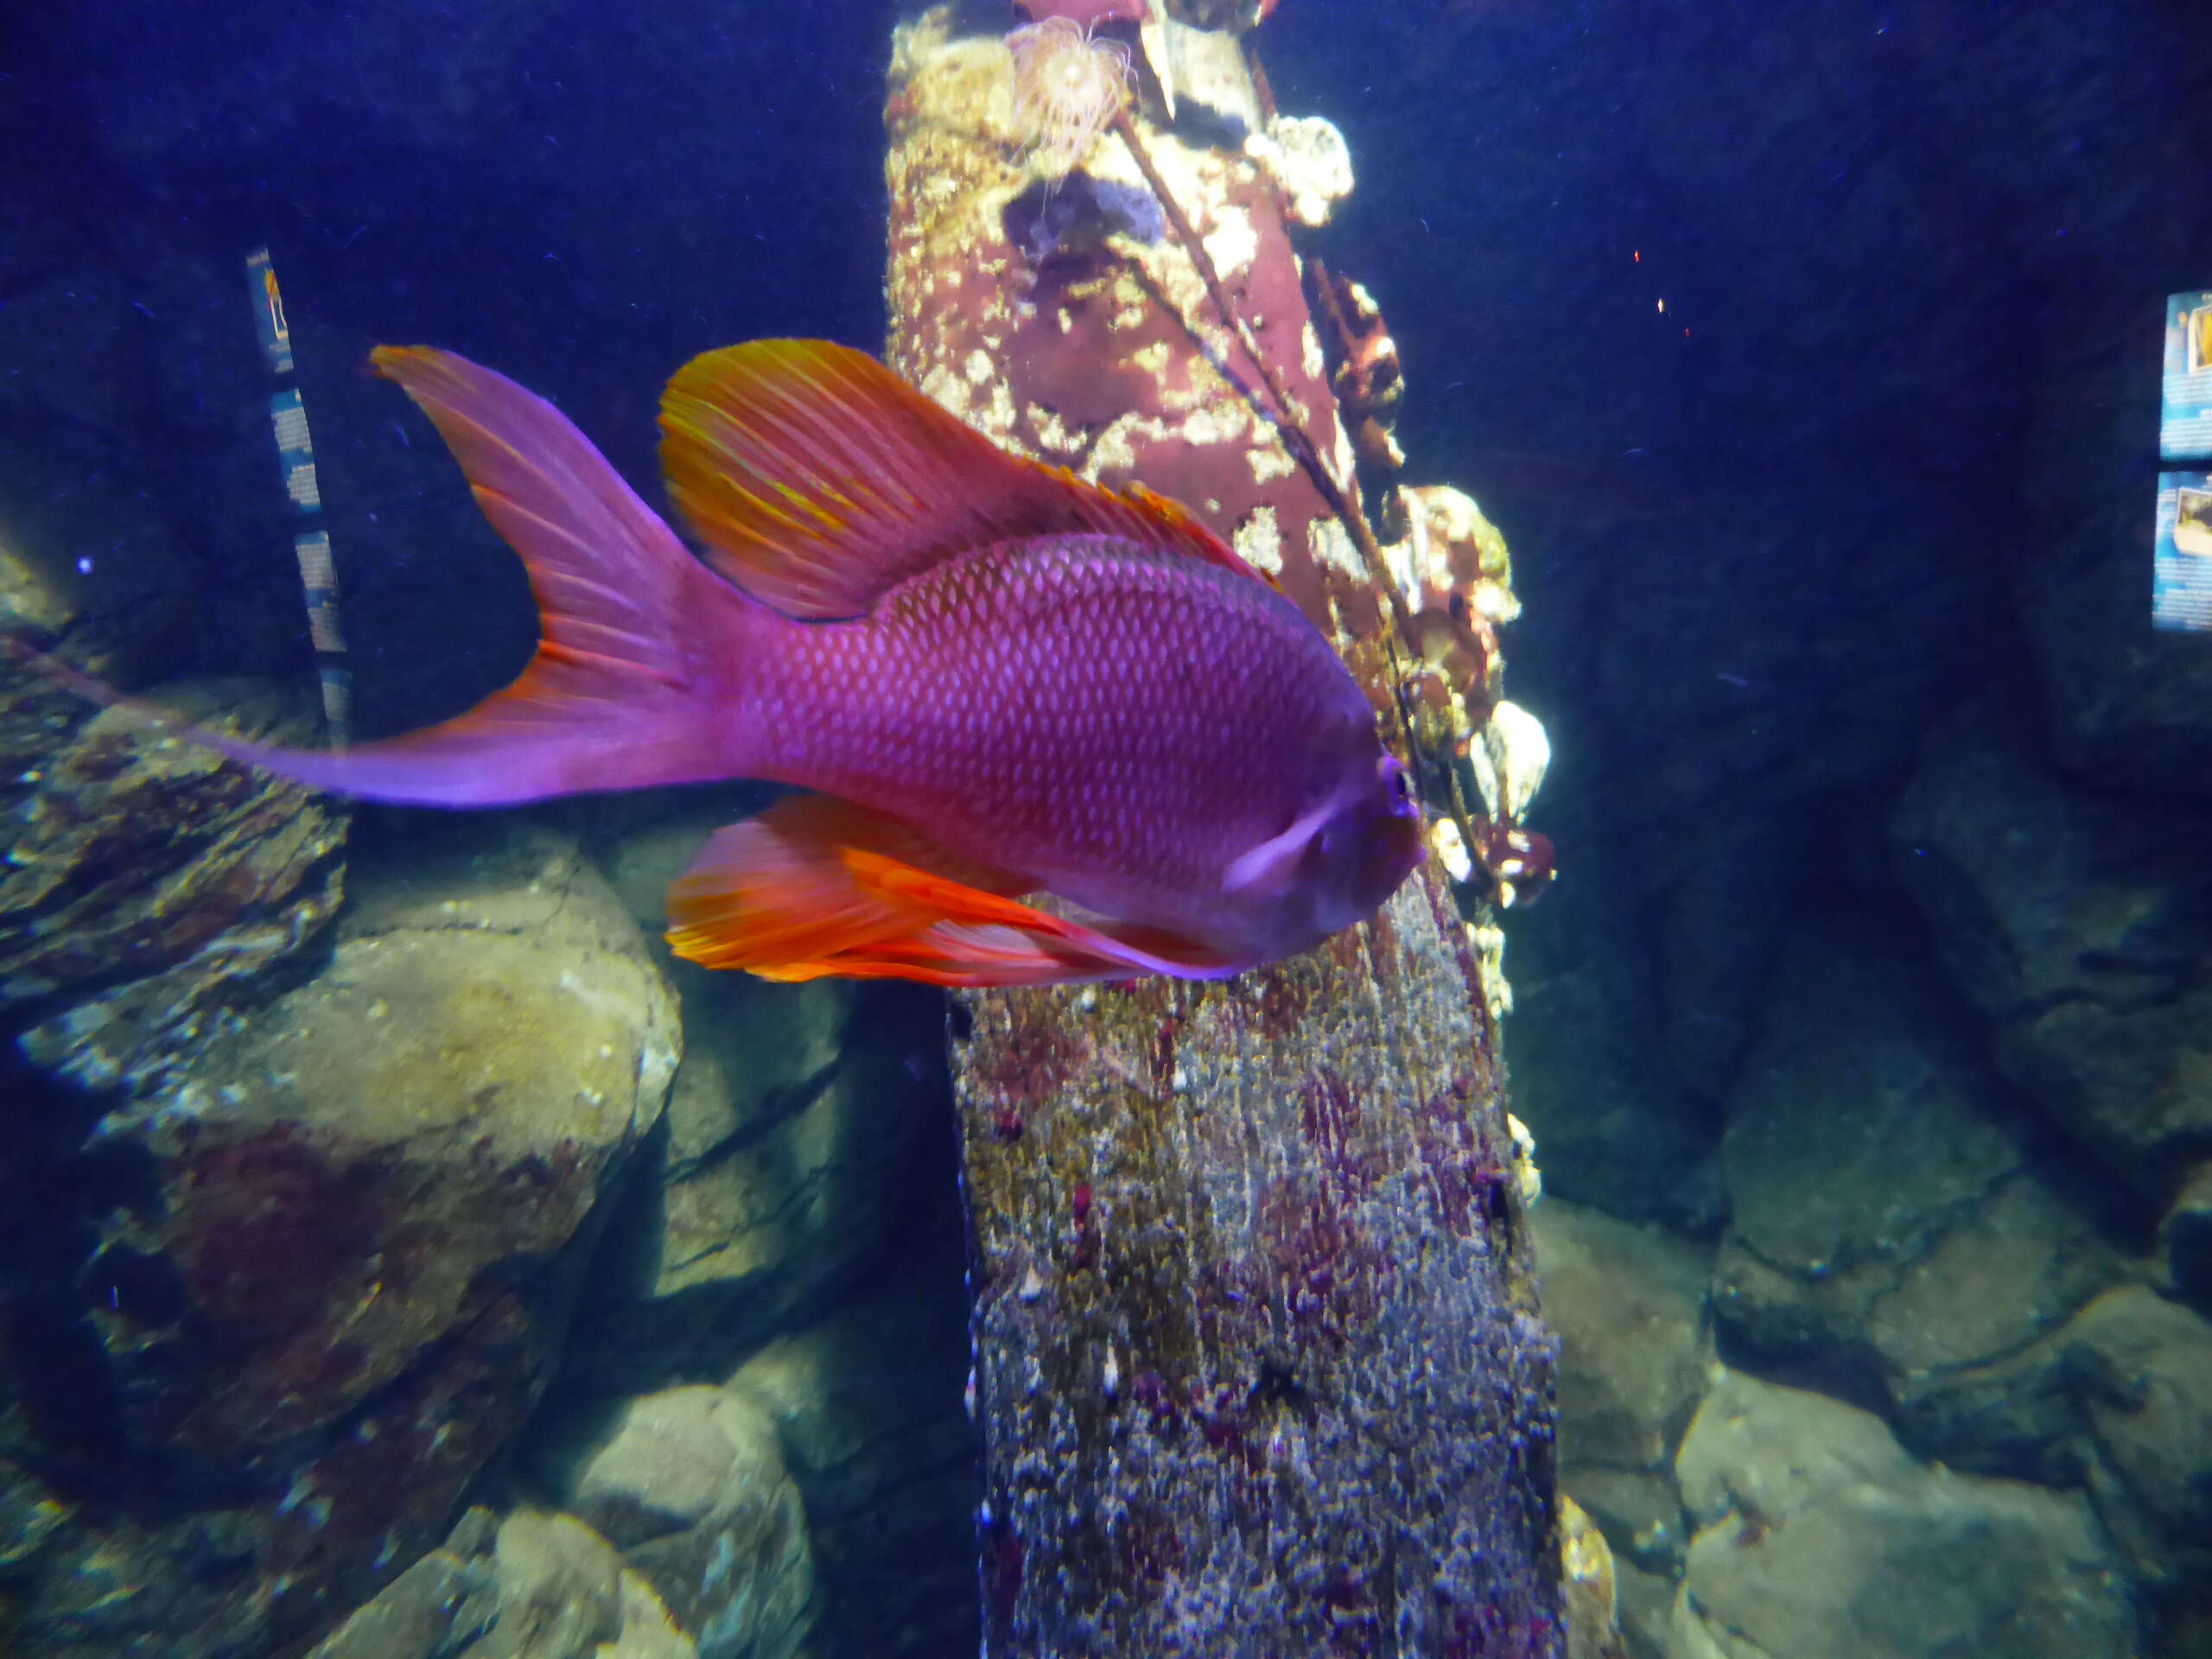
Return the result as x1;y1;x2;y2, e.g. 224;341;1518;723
883;7;1563;1653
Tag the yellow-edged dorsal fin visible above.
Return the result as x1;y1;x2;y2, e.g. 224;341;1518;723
658;340;1270;619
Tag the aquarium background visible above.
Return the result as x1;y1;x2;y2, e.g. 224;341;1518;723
3;1;2209;1656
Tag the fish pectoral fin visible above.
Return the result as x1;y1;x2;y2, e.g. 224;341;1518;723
658;340;1274;622
1222;799;1335;896
664;792;1249;988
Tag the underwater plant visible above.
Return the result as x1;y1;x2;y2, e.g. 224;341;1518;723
1007;16;1131;181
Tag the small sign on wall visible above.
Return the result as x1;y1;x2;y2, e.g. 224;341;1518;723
2154;473;2212;633
2158;295;2212;634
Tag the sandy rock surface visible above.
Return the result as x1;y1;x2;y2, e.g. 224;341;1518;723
1713;916;2126;1474
1532;1198;1711;1577
544;1385;816;1659
1669;1370;2136;1659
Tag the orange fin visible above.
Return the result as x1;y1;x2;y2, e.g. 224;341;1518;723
664;794;1012;974
657;340;1271;620
664;793;1250;988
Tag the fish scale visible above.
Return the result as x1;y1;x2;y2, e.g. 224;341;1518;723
746;535;1367;906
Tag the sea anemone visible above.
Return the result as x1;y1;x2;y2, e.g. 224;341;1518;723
1007;16;1132;183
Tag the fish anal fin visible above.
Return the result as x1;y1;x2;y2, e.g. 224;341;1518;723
664;792;1250;988
658;340;1275;621
664;794;971;973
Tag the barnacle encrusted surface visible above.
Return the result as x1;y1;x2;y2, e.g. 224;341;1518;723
884;10;1564;1655
887;6;1357;643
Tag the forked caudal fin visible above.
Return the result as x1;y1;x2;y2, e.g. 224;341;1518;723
22;339;1266;815
18;346;756;808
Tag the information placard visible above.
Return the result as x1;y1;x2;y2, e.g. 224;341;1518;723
2162;293;2212;461
2153;471;2212;634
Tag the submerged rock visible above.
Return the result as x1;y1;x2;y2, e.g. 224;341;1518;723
3;822;678;1656
727;1266;976;1659
1669;1370;2137;1659
1504;852;1726;1230
2056;1286;2212;1595
1531;1198;1711;1575
540;1385;815;1659
1712;914;2126;1477
582;969;941;1375
307;1505;697;1659
3;681;347;1095
2018;477;2212;804
1560;1495;1632;1659
2158;1162;2212;1306
1891;696;2212;1193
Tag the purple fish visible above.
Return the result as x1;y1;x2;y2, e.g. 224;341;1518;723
31;340;1423;986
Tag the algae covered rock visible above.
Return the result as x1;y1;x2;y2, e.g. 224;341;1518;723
87;823;677;1465
1670;1370;2136;1659
4;821;678;1656
3;680;347;1094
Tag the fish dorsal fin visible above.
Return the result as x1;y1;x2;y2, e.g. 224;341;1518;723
658;340;1269;620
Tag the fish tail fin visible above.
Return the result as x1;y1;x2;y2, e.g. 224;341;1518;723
21;347;760;807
